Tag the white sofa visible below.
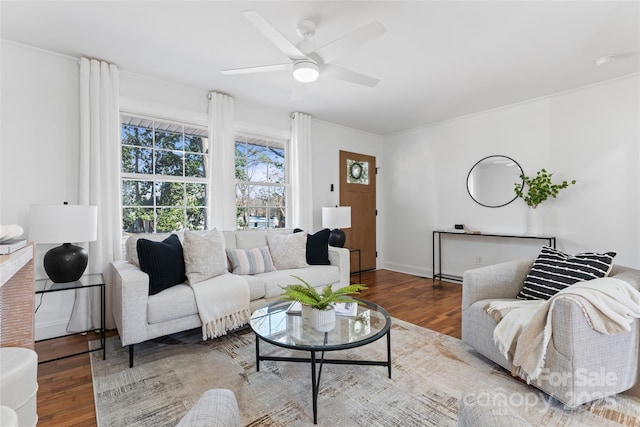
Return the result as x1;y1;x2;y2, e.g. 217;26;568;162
111;229;349;367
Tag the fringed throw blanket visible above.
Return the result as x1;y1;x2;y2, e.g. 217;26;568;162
486;277;640;383
190;273;251;340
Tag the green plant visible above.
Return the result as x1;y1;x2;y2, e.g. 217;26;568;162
514;168;576;208
279;276;367;310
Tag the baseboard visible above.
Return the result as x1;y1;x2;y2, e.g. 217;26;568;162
35;319;70;341
379;261;432;278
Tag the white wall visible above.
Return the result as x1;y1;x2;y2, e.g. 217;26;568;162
1;41;82;338
381;74;640;278
310;119;383;230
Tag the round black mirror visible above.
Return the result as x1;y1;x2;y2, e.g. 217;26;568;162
467;155;523;208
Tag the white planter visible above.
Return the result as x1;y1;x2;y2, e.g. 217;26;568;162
526;208;540;236
309;307;336;332
301;304;311;319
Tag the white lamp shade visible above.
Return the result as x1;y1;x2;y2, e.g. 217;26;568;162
28;204;98;244
322;206;351;229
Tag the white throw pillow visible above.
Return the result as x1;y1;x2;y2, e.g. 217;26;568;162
183;229;227;285
267;231;309;270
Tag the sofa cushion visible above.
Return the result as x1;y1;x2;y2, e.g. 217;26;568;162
241;275;267;301
226;246;276;275
183;230;227;285
137;234;187;295
256;265;341;299
267;231;309;270
147;283;198;324
235;230;269;249
517;246;616;300
127;232;183;267
295;228;331;265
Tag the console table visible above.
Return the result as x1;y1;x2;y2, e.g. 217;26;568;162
432;231;556;282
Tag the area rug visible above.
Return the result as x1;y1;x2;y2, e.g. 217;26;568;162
90;319;640;426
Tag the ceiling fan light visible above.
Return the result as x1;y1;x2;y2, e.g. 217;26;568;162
293;61;319;83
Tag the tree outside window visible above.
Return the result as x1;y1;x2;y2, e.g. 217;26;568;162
121;115;208;235
235;134;287;229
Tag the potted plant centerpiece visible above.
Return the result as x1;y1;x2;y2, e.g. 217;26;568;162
280;276;367;331
514;168;576;235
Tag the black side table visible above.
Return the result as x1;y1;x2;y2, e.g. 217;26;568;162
35;273;106;363
348;248;362;283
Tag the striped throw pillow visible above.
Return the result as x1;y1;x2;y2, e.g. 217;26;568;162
226;246;276;275
517;246;616;300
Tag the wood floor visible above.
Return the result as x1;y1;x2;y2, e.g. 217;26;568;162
34;269;461;427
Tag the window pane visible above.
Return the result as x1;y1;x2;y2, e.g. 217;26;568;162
246;143;268;182
186;183;206;206
268;186;285;208
155;129;183;150
122;180;153;206
247;207;268;229
267;207;285;229
122;125;152;147
156;208;184;232
268;146;285;183
236;184;248;207
185;153;206;178
155;150;184;176
236;207;248;230
185;135;206;153
235;140;248;180
122;146;152;174
122;207;154;233
156;181;185;206
248;186;267;207
186;208;206;230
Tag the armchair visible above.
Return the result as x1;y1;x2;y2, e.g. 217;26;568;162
462;259;640;407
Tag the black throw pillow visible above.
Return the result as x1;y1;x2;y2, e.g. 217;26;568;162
517;246;616;300
137;234;187;295
305;228;331;265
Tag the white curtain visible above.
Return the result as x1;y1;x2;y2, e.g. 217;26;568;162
68;57;121;332
290;112;313;231
208;92;236;230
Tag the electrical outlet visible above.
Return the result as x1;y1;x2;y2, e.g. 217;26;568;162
475;256;483;265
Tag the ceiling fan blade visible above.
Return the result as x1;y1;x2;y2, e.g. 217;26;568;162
242;10;306;60
291;80;308;101
314;20;386;64
221;63;292;75
322;64;380;87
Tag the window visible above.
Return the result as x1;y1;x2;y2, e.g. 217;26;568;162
121;115;208;234
235;134;287;229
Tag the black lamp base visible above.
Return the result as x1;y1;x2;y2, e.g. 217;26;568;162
44;243;88;283
328;229;346;248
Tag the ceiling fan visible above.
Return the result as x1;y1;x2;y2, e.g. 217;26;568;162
221;10;386;99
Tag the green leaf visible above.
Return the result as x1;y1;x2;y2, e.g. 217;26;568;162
514;168;576;208
278;277;368;310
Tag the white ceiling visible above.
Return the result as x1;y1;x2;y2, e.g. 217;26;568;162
2;1;638;135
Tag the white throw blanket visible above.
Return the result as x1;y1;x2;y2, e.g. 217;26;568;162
486;277;640;382
190;273;251;340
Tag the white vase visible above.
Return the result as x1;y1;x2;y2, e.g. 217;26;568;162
526;208;540;236
301;304;311;320
309;307;336;332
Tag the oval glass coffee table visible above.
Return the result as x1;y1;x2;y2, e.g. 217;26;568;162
250;298;392;424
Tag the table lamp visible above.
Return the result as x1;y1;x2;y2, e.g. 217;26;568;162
322;206;351;247
29;203;98;283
